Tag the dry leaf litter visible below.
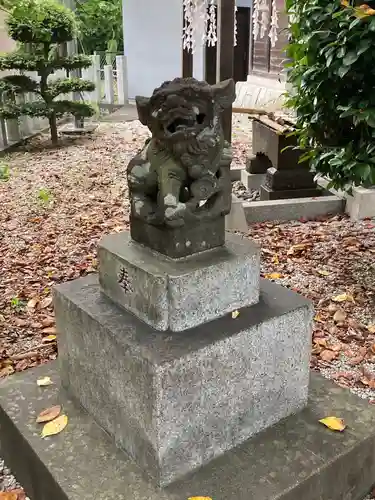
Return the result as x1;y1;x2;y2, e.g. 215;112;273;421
0;114;374;498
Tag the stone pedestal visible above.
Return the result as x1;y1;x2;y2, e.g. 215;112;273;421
98;231;260;332
55;274;312;487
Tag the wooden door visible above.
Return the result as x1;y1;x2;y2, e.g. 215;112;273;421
233;7;250;82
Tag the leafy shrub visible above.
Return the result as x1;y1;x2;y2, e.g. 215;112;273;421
0;0;95;145
286;0;375;190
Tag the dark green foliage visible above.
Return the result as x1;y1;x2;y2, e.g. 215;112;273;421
0;74;39;93
286;0;375;189
75;0;123;54
0;100;95;119
0;53;91;73
7;0;77;43
0;0;96;145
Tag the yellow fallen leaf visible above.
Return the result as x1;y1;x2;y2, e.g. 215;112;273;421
314;314;325;323
231;310;240;319
332;293;354;303
341;0;349;5
42;335;57;342
318;270;330;276
37;376;53;387
319;416;346;432
265;272;283;280
0;492;18;500
41;414;68;438
188;497;213;500
272;254;279;265
36;405;61;423
368;324;375;334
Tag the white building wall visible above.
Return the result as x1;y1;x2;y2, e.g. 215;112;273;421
123;0;183;99
122;0;252;98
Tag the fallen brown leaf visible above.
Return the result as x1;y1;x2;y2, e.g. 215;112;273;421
333;309;347;323
14;318;28;327
320;349;337;362
39;297;53;309
42;327;57;335
27;297;39;309
36;405;61;423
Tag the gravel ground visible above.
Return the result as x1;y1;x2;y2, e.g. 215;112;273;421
0;114;374;498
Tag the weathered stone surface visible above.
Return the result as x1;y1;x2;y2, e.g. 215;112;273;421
264;166;317;191
127;77;236;258
98;231;260;331
130;217;225;259
252;118;302;171
54;274;312;486
1;364;375;500
246;153;272;174
260;185;322;201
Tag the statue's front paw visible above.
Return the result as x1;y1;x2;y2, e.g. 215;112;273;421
164;203;186;227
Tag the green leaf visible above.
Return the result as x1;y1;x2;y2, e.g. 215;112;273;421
337;65;350;77
343;51;359;66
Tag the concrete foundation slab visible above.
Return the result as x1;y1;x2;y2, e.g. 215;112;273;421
1;363;375;500
54;274;312;486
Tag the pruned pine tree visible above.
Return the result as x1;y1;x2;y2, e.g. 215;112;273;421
0;0;95;145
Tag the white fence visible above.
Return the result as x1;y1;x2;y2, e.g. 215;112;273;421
0;54;128;150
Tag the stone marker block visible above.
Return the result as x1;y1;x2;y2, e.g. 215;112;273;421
260;185;322;201
98;231;260;331
54;274;313;487
252;119;302;171
264;166;317;191
2;363;375;500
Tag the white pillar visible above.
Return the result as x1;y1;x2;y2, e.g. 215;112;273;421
104;65;115;104
91;54;102;103
116;55;128;104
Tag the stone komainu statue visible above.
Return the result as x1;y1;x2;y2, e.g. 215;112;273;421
127;77;236;229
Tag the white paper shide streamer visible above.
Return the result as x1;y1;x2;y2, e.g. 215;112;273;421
252;0;279;46
182;0;238;52
268;0;279;47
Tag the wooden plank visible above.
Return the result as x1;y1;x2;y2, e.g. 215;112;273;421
219;0;235;142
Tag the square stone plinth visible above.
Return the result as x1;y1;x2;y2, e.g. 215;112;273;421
54;274;313;487
98;231;260;332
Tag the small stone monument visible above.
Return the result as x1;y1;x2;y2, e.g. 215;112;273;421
55;77;313;487
248;116;321;200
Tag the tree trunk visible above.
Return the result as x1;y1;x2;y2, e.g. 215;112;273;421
49;113;58;145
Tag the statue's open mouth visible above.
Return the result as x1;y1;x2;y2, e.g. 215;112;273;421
165;113;206;135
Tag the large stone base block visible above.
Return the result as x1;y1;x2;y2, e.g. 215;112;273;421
98;231;260;332
2;364;375;500
54;274;313;487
